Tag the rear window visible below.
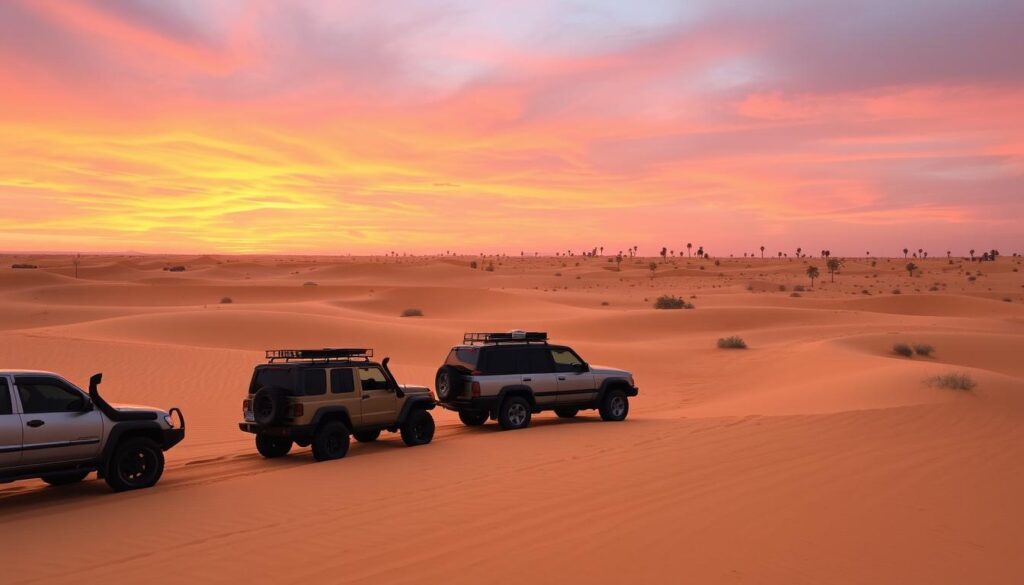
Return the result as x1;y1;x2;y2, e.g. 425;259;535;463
0;378;10;415
303;369;327;396
445;348;480;372
249;367;294;394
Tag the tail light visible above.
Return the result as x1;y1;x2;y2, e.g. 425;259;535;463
290;403;304;418
243;399;251;412
471;381;481;397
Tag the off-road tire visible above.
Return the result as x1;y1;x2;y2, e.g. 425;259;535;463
353;429;381;443
599;390;629;422
458;410;489;426
435;366;462;402
255;433;293;458
498;396;532;430
555;408;579;419
252;386;289;426
104;437;165;492
400;409;435;446
41;471;90;486
311;421;350;461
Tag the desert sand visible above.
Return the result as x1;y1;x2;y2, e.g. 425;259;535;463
1;253;1022;584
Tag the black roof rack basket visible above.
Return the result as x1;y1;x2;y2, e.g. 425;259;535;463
266;348;373;363
463;331;548;345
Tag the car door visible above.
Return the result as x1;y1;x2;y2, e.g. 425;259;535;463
329;368;363;426
551;347;597;404
0;376;22;468
357;366;397;426
15;376;103;465
518;347;559;407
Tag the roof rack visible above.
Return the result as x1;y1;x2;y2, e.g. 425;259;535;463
463;331;548;345
266;348;373;363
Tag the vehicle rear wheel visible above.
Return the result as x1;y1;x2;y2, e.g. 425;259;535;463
311;421;350;461
554;408;579;419
458;410;489;426
41;471;90;486
401;409;435;446
255;433;292;458
498;397;532;430
599;390;629;422
435;366;462;402
353;429;381;443
104;437;165;492
252;386;289;426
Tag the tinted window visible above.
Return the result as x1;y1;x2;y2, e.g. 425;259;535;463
0;378;11;415
15;377;86;414
445;348;480;371
519;348;554;374
358;367;390;391
482;348;518;375
551;348;584;373
331;369;355;394
303;369;327;395
250;367;293;393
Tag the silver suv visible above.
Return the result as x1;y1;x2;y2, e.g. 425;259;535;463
434;332;638;430
0;371;185;491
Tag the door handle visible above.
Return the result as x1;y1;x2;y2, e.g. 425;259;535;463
361;395;370;400
26;419;45;428
523;378;532;382
558;377;566;381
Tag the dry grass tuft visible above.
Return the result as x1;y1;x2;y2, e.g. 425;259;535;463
717;336;747;349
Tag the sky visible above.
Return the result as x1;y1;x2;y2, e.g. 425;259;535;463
0;0;1021;256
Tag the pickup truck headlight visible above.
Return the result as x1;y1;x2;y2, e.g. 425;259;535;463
163;414;174;427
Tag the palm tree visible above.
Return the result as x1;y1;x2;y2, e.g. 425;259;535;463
969;249;975;261
660;247;668;262
697;246;704;259
906;262;918;277
946;250;951;261
826;258;843;282
648;262;657;279
796;247;802;258
760;245;765;259
778;251;783;259
687;243;692;258
903;248;909;260
615;253;623;271
806;265;820;287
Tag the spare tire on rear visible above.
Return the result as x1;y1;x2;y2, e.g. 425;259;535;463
252;386;289;426
435;366;464;402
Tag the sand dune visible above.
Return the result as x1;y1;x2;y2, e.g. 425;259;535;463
0;254;1021;584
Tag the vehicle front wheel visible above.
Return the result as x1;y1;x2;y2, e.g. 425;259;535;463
104;437;165;492
311;421;350;461
599;390;629;422
401;409;435;446
256;433;293;458
353;429;381;443
554;408;578;419
41;471;90;486
458;410;489;426
498;397;532;430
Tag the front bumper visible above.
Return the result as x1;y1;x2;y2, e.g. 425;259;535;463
161;407;186;450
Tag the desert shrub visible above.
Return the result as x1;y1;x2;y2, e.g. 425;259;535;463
654;295;693;309
220;296;233;304
714;260;721;266
793;285;805;292
717;336;747;349
913;344;935;357
600;301;610;306
967;275;977;281
790;292;802;297
1003;297;1012;303
554;272;562;277
928;372;976;391
892;288;902;294
165;265;186;272
485;263;495;272
893;343;913;357
303;281;318;286
11;263;38;269
469;261;478;269
400;308;423;317
861;289;871;295
778;284;787;291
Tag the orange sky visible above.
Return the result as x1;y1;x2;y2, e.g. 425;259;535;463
0;0;1021;256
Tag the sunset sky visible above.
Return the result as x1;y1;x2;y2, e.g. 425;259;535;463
1;0;1021;255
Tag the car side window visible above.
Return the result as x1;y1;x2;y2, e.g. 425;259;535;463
0;378;11;415
330;368;355;394
519;348;555;374
358;367;390;391
482;349;518;375
551;349;584;373
303;369;327;396
15;377;87;414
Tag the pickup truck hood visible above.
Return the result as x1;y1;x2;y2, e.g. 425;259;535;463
399;384;432;397
112;403;168;416
589;365;633;379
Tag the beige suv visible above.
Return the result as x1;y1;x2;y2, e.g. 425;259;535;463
239;349;435;461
